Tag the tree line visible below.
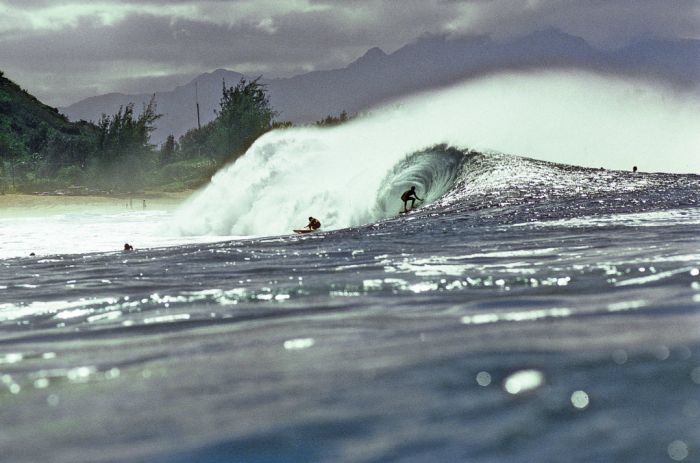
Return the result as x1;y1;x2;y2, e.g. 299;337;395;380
1;72;353;194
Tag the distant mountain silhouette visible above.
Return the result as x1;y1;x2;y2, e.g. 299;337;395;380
60;29;700;145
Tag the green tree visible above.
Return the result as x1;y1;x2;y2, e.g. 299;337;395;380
160;134;178;164
316;110;350;127
213;77;277;160
178;120;216;159
272;121;293;129
0;130;26;190
96;95;161;162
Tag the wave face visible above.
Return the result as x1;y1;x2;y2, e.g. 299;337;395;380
372;145;467;217
172;129;470;236
174;70;699;237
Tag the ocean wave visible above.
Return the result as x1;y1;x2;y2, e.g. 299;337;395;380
172;71;699;237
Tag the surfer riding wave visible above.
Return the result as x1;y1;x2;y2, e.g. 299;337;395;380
400;186;423;213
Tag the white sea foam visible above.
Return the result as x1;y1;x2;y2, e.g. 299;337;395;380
173;70;699;237
0;209;237;259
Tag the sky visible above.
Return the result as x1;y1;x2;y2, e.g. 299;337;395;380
0;0;698;107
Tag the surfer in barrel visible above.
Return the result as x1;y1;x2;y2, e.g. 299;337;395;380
401;186;423;213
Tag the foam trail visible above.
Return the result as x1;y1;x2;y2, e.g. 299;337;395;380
174;70;699;236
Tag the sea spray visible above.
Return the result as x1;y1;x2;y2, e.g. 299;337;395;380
173;70;700;237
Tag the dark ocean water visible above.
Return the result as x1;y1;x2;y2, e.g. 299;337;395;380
1;150;699;463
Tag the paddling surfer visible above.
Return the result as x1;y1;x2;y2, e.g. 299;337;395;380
401;186;423;213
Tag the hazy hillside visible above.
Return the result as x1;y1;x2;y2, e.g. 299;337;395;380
0;69;280;193
0;72;104;192
0;71;93;143
61;69;247;147
60;29;700;145
0;71;97;180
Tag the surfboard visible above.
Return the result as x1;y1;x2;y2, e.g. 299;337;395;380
293;229;316;234
399;201;423;215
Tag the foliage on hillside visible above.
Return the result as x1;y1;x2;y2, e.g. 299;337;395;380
178;78;277;163
0;73;282;194
316;110;352;127
0;73;100;191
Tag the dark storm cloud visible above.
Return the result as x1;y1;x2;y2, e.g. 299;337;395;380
1;10;416;73
457;0;700;48
0;0;696;106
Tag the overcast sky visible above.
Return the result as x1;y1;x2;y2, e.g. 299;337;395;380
1;0;698;107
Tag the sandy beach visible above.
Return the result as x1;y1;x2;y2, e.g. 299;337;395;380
0;191;194;216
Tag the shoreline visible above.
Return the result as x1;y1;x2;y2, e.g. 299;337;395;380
0;190;195;213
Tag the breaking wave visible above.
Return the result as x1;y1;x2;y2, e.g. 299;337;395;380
173;70;699;236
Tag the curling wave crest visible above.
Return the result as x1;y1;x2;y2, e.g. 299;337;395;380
173;70;699;237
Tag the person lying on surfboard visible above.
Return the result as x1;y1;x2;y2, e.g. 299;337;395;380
401;186;423;213
306;217;321;230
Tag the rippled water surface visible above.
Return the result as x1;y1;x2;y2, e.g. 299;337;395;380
1;154;699;463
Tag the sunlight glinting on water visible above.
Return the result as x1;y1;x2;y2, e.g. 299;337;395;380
0;297;119;322
520;208;700;229
503;370;545;395
614;268;696;287
461;308;572;325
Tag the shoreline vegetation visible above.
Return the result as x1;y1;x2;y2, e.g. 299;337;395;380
1;70;353;197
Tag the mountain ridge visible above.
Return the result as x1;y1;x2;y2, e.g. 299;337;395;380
60;29;700;145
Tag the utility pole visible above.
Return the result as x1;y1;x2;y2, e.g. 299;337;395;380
223;78;231;154
10;157;15;190
195;81;201;130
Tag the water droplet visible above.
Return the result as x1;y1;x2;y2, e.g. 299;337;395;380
667;440;689;461
476;371;492;387
612;349;628;365
682;400;700;418
33;378;49;389
653;345;670;361
571;390;590;409
677;346;692;360
690;367;700;385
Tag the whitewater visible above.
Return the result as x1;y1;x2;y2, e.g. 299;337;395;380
1;71;699;463
173;70;699;237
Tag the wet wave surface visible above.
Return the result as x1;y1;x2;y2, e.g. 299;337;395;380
1;153;700;463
